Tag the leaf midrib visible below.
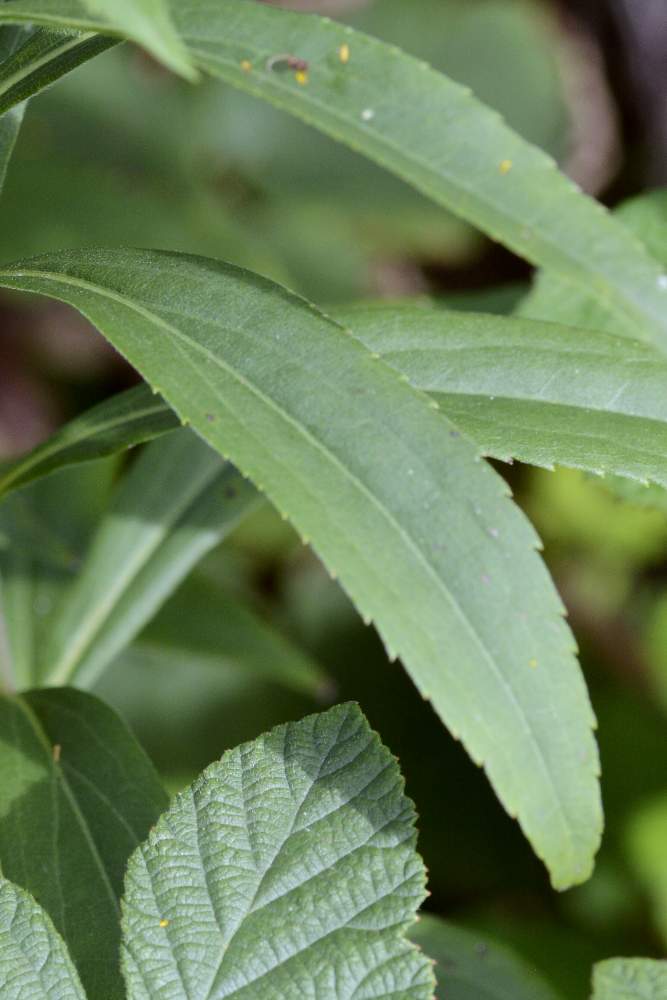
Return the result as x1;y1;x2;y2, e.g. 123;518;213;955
1;265;576;859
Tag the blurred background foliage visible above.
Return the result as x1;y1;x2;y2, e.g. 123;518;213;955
1;1;666;997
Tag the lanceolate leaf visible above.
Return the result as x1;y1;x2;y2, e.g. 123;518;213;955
0;384;179;501
0;879;86;1000
0;27;28;194
0;687;168;998
338;305;667;487
0;2;664;347
409;915;561;1000
0;26;115;118
82;0;196;80
40;430;260;688
592;959;667;1000
121;702;434;999
0;248;602;889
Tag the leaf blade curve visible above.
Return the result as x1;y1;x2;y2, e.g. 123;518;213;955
0;248;602;889
121;702;434;1000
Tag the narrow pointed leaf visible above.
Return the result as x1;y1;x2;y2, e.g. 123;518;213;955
592;959;667;1000
410;915;561;1000
0;687;168;998
41;430;260;688
0;879;86;1000
0;248;602;888
0;2;664;348
0;384;178;501
138;573;330;697
121;702;434;1000
338;304;667;487
0;26;116;118
82;0;196;80
0;27;28;195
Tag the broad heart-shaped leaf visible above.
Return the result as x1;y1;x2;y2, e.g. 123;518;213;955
0;5;665;349
82;0;196;80
0;687;168;998
336;304;667;488
121;702;434;1000
0;384;179;501
592;959;667;1000
0;26;115;118
0;878;86;1000
40;429;260;688
409;915;561;1000
0;249;602;890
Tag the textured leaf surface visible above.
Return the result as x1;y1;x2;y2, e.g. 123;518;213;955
0;247;602;888
0;384;178;501
592;959;667;1000
40;430;260;687
122;702;434;999
138;573;329;697
338;304;667;487
0;26;27;194
0;3;665;347
410;915;561;1000
0;879;86;1000
0;687;168;998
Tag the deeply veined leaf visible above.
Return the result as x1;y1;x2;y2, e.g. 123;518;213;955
0;3;665;347
0;248;602;889
592;959;667;1000
0;687;168;998
40;430;260;688
0;26;115;117
121;702;434;999
0;384;179;501
337;304;667;487
138;573;330;697
0;878;86;1000
82;0;196;80
410;915;561;1000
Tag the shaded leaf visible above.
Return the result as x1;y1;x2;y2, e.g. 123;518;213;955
83;0;196;80
121;702;434;999
40;430;260;688
0;687;168;997
0;248;602;889
410;914;561;1000
0;878;86;1000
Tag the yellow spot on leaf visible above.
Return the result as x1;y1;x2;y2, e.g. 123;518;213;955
499;159;513;175
529;658;538;669
159;919;169;928
52;744;61;763
338;43;350;64
295;69;309;85
240;59;253;73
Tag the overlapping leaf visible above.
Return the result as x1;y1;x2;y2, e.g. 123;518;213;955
0;248;602;888
0;879;86;1000
121;702;434;999
0;687;167;997
83;0;195;79
0;2;665;348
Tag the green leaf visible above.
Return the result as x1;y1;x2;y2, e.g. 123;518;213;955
0;3;664;346
625;795;667;948
0;687;168;998
40;429;260;688
0;384;178;501
409;915;561;1000
592;959;667;1000
0;248;602;889
121;702;434;999
0;26;116;118
0;27;28;195
82;0;196;80
138;573;330;697
338;304;667;488
0;878;86;1000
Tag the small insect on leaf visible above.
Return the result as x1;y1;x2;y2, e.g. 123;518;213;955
266;53;309;74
